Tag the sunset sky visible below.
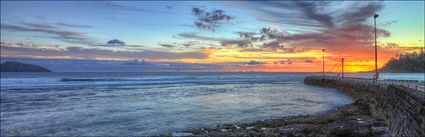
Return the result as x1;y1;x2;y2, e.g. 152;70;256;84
1;1;424;72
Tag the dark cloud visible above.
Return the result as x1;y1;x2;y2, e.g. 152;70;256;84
92;2;165;13
293;1;334;27
177;27;286;49
1;23;95;45
236;1;385;32
220;39;252;48
159;43;176;48
238;48;264;52
21;22;57;29
178;30;302;53
157;41;202;48
277;24;391;48
304;60;313;63
182;43;193;47
386;43;399;49
1;42;207;60
235;32;258;40
199;46;222;50
181;41;199;47
272;59;295;65
222;27;287;49
235;27;285;41
183;1;388;53
176;32;229;42
245;60;265;65
192;7;204;15
282;47;305;53
259;27;285;39
274;60;286;64
191;7;234;31
107;39;126;45
0;41;60;49
262;41;283;50
241;45;304;53
341;2;384;25
233;1;328;31
379;20;397;27
55;23;91;28
92;39;144;48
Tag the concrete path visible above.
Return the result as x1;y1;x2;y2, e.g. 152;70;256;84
315;76;425;93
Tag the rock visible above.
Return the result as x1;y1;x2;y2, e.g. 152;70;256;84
184;100;389;137
280;127;296;136
171;132;193;136
371;126;387;134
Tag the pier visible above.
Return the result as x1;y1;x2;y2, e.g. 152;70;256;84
304;76;425;137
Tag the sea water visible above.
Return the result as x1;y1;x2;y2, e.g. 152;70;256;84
3;72;418;136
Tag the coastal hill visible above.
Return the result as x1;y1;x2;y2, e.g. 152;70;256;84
0;61;52;72
379;50;424;73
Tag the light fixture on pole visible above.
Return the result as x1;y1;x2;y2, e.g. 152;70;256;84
373;14;379;81
341;58;344;78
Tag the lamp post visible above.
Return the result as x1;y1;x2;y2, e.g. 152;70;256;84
373;14;379;81
322;48;325;76
341;58;344;78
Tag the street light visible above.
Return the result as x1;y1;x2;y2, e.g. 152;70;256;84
373;14;379;81
341;58;344;78
322;48;325;76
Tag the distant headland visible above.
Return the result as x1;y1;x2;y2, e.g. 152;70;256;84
0;61;52;72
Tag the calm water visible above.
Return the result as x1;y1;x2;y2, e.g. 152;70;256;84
1;72;421;136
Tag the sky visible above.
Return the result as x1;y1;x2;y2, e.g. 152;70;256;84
1;1;424;72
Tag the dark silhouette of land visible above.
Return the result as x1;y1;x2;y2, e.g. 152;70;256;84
0;61;51;72
379;50;425;73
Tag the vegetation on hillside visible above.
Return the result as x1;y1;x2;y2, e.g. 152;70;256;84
379;49;425;73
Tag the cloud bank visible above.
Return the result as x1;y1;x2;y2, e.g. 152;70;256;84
1;41;207;60
191;7;234;31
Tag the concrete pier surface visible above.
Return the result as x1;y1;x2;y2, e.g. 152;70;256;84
304;76;425;137
308;76;425;92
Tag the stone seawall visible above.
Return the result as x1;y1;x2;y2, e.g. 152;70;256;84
304;76;425;137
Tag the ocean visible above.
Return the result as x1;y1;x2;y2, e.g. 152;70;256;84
0;72;423;136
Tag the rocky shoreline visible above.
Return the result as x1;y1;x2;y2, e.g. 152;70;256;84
162;100;389;137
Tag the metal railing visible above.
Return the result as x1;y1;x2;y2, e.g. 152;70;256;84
314;76;425;93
